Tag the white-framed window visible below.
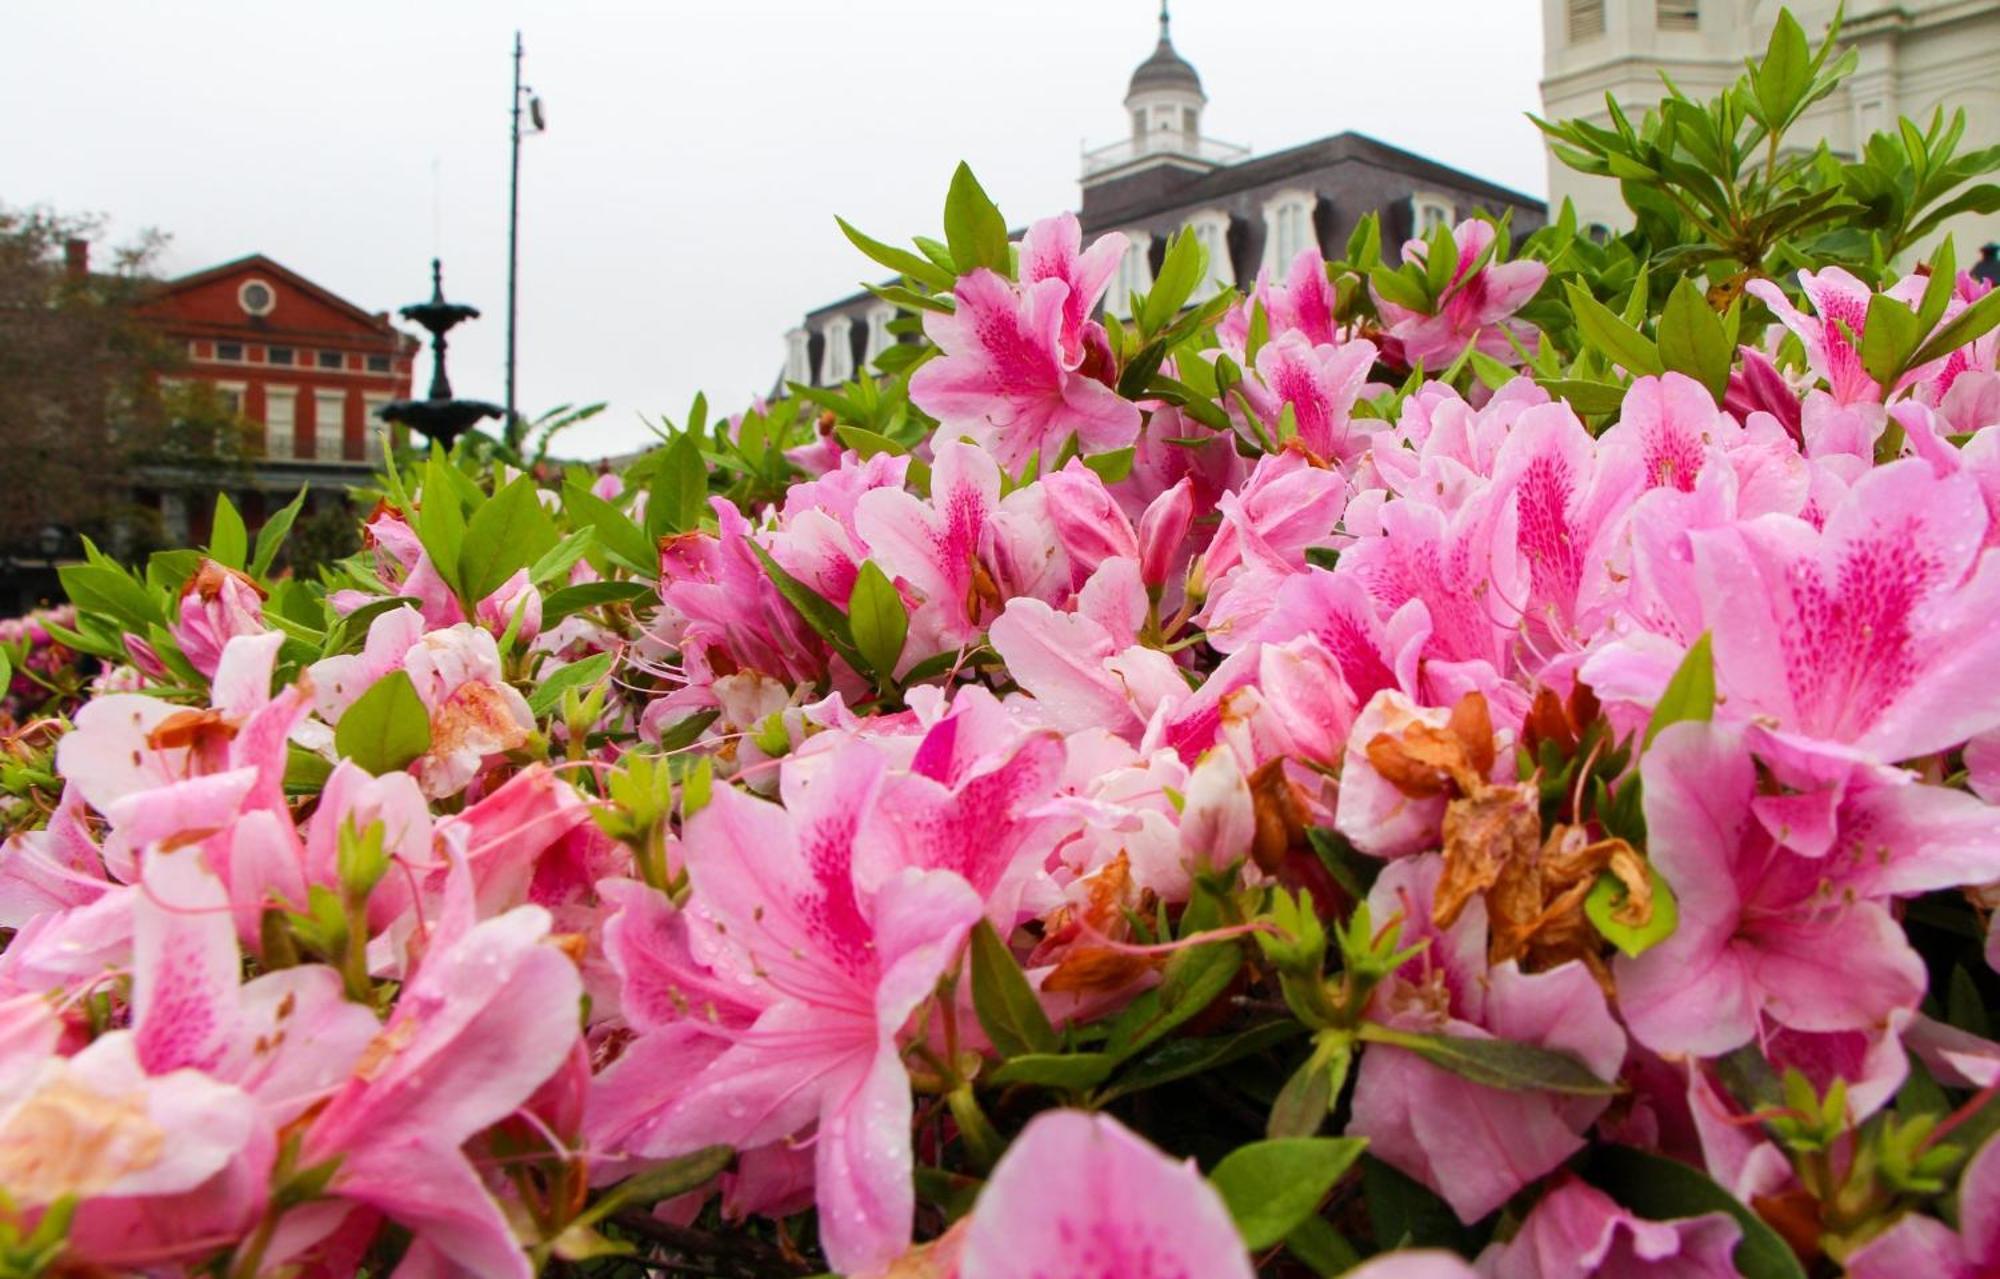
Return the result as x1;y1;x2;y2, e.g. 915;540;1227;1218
1412;193;1457;236
265;385;296;460
362;394;391;462
1186;210;1234;296
1109;229;1154;318
314;390;347;462
1260;190;1318;274
213;381;247;417
784;328;812;386
1569;0;1605;40
238;278;276;317
822;315;854;385
864;304;897;365
1656;0;1698;30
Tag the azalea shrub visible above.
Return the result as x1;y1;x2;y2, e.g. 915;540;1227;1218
9;10;2000;1278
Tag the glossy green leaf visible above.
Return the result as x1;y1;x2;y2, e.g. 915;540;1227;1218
835;215;956;293
333;670;431;776
561;485;656;576
968;919;1059;1058
526;650;615;719
1657;277;1731;401
943;162;1010;277
542;580;655;625
649;432;709;538
985;1052;1116;1090
208;494;247;570
251;487;308;578
459;475;558;605
747;541;865;676
1643;631;1716;749
1210;1137;1368;1250
1357;1023;1621;1094
846;560;907;684
1566;281;1664;376
1586;865;1680;957
1140;228;1204;334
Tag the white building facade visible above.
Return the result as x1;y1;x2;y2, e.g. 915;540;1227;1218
1540;0;2000;253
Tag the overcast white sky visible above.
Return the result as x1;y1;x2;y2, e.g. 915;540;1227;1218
4;1;1550;458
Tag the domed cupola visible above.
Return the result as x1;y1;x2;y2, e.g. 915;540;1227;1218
1124;1;1205;155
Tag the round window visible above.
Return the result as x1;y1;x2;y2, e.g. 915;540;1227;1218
239;280;275;316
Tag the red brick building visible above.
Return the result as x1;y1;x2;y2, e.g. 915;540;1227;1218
132;254;419;539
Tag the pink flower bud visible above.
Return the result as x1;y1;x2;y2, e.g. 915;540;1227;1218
1042;460;1138;582
171;559;267;679
1180;750;1255;873
475;568;543;645
1137;478;1195;591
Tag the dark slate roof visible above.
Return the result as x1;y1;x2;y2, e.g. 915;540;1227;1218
1082;130;1544;231
1129;34;1202;98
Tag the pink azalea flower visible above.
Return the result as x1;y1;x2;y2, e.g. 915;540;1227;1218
649;745;983;1276
1269;246;1339;346
1746;266;1882;405
1690;458;2000;763
1248;331;1381;463
1476;1176;1741;1278
1349;856;1626;1223
1613;721;2000;1056
910;268;1141;473
171;559;268;680
1018;212;1128;364
1845;1131;2000;1278
1375;220;1547;371
956;1109;1254;1279
301;899;585;1279
1041;459;1140;587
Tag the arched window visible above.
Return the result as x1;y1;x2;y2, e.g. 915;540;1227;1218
1411;193;1456;236
864;305;897;365
821;315;854;385
784;328;812;386
1260;190;1318;274
1186;210;1235;295
1108;229;1154;318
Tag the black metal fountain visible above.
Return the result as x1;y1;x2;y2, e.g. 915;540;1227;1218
377;259;504;449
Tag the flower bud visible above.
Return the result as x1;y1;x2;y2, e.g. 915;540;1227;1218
1179;750;1255;873
172;559;267;679
1137;478;1195;592
1042;460;1138;581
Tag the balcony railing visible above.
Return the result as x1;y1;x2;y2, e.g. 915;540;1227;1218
1081;134;1250;179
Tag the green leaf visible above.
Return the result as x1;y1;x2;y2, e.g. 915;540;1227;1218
1363;1156;1476;1253
1268;1049;1338;1139
59;562;162;632
1860;293;1923;389
985;1052;1116;1090
655;708;720;753
1566;281;1664;376
1140;228;1205;334
833;425;910;458
1658;277;1732;401
968;919;1059;1058
1538;378;1630;416
579;1145;733;1227
943;162;1010;277
1283;1215;1363;1278
1643;632;1715;749
746;541;866;676
208;494;247;570
1753;9;1811;130
648;432;709;538
526;650;616;719
561;485;657;576
1081;446;1136;485
1357;1023;1621;1094
529;527;596;587
1100;1021;1303;1102
1211;1137;1368;1250
542;580;655;625
1586;865;1679;957
333;670;432;776
283;742;334;796
846;560;907;684
1103;941;1241;1061
834;215;956;293
1585;1146;1807;1279
1907;282;2000;372
459;475;558;605
251;487;308;578
415;453;468;590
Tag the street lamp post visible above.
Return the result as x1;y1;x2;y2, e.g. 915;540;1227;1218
506;32;545;447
